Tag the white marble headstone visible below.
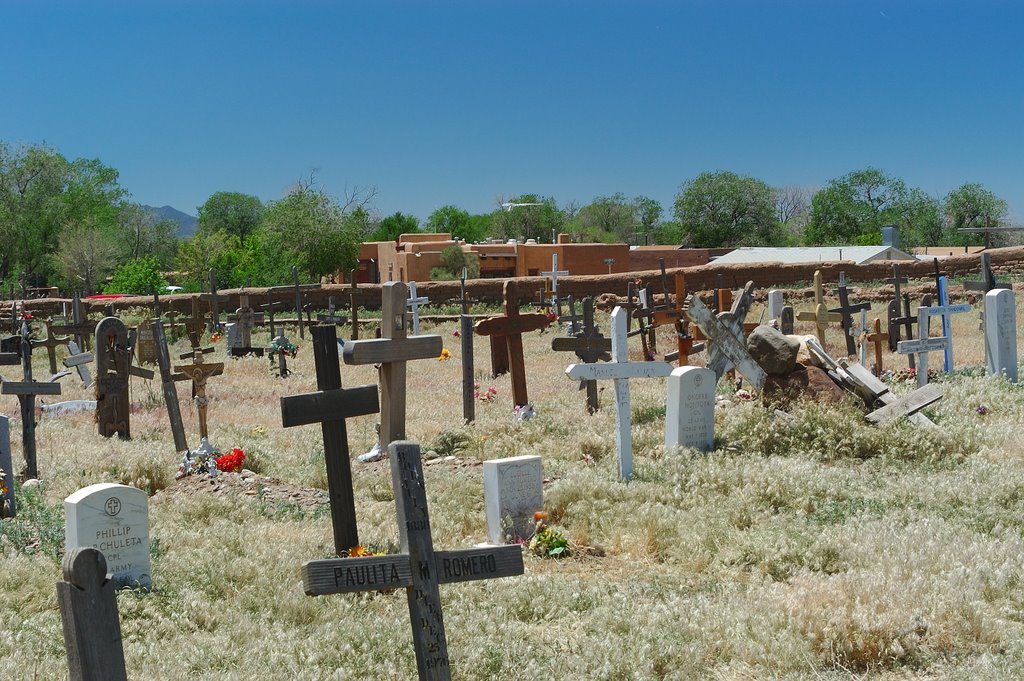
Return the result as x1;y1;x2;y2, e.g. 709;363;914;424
226;322;241;353
65;483;151;589
985;288;1018;383
0;415;14;517
767;290;784;321
483;455;543;544
665;366;716;451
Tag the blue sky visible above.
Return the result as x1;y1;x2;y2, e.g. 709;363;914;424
3;0;1022;223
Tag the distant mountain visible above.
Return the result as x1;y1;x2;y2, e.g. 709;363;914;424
142;205;198;239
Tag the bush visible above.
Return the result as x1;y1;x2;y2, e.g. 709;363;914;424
104;256;167;294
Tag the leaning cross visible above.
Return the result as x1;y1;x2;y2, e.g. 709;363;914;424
406;281;429;336
281;325;380;554
343;282;442;451
259;296;287;338
566;307;671;480
796;270;842;347
685;282;768;389
301;441;523;681
474;280;551;408
151;312;188;453
552;297;612;414
63;340;94;388
48;293;92;351
1;320;61;478
829;272;872;357
964;252;1010;295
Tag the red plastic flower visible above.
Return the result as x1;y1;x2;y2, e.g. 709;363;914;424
20;312;33;320
452;329;461;337
215;448;246;473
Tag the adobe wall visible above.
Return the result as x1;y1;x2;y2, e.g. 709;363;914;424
17;247;1024;316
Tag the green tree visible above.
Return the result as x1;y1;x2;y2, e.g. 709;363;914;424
426;205;491;242
944;183;1009;244
430;244;480;281
104;256;167;294
116;203;179;267
576;193;635;242
892;189;944;248
805;168;910;245
51;220;117;295
196;191;264;241
489;195;565;243
372;211;419;242
673;171;779;247
176;230;237;291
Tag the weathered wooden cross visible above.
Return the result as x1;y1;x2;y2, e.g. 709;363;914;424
281;325;380;553
200;269;230;332
452;269;477;424
32;320;72;375
406;281;429;336
566;307;672;480
316;296;348;327
95;317;155;439
796;270;842;348
259;295;287;338
558;295;583;335
829;272;872;356
179;296;208;352
884;264;910;349
301;441;523;681
63;341;94;388
174;350;224;441
685;282;768;389
866;318;889;377
268;266;321;339
343;282;443;451
474;280;551;408
49;293;92;351
552;297;612;414
1;321;61;478
964;252;1010;296
662;272;700;365
896;298;971;387
151;315;189;453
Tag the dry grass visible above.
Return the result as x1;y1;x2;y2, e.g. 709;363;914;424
2;292;1024;679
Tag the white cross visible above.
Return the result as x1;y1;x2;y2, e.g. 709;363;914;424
406;281;429;336
897;307;951;387
540;253;569;302
565;307;671;481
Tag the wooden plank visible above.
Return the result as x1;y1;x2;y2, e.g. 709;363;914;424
551;336;612;353
302;545;524;596
342;335;442;365
474;313;551;336
460;315;475;424
685;295;767;388
55;548;128;681
897;336;949;353
865;383;943;425
2;382;63;395
0;353;20;365
280;384;380;427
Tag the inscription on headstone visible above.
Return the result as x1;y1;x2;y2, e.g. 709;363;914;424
483;455;543;544
664;366;716;451
985;288;1018;383
64;483;150;589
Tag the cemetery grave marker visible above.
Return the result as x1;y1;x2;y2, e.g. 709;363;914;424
484;455;543;544
884;264;910;348
663;272;701;365
985;288;1018;383
565;307;672;480
767;290;784;321
795;270;842;348
151;313;188;453
343;282;443;450
49;293;92;351
812;351;936;428
316;295;348;327
551;297;611;413
780;306;795;335
829;272;872;357
301;441;523;681
179;296;208;352
56;547;129;681
558;295;583;335
348;274;360;340
269;332;295;378
2;320;61;478
64;482;150;589
174;350;225;442
452;269;477;424
228;293;265;357
664;366;716;451
95;317;138;439
135;319;157;365
866;319;889;376
895;296;971;387
268;266;321;339
627;286;658;360
935;276;972;372
32;320;72;375
0;415;14;517
200;268;229;332
63;341;94;387
281;325;380;553
685;282;768;389
474;280;551;408
540;253;569;316
406;281;429;336
864;382;943;425
259;295;287;338
965;252;1010;296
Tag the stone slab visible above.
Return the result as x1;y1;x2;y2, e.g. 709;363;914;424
64;483;150;589
483;455;543;544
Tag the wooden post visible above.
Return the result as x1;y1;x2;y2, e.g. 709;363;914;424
300;441;523;680
829;272;872;357
281;325;380;554
56;547;128;681
32;320;71;375
348;275;360;341
2;321;61;478
343;282;443;451
451;272;476;424
474;280;551;408
200;268;229;332
552;298;611;413
866;318;889;377
151;315;189;453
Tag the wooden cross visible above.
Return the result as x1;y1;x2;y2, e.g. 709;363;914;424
301;441;523;681
897;307;951;388
281;325;380;553
627;286;657;360
887;291;921;369
1;320;61;478
259;295;287;338
964;252;1010;295
453;270;476;424
865;382;943;425
174;352;224;441
32;320;72;375
866;318;889;377
316;296;348;326
343;282;443;451
566;307;671;480
558;295;583;334
95;318;140;439
151;316;189;453
406;281;429;336
884;264;909;347
179;296;208;351
662;271;698;366
796;270;842;347
269;333;294;378
49;293;91;351
552;297;612;413
268;266;321;339
63;340;94;388
200;269;230;332
829;272;872;356
685;282;767;389
540;253;569;316
474;280;551;408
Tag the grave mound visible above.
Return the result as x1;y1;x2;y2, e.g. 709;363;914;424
158;470;329;514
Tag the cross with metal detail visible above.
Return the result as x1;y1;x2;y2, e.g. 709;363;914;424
552;297;611;413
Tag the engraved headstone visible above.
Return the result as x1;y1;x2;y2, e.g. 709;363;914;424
767;290;784;321
664;366;716;451
225;322;241;356
985;288;1018;383
136;320;156;365
64;483;151;589
483;455;543;544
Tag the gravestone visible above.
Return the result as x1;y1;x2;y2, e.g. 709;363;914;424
95;318;132;439
135;320;156;365
64;482;150;590
664;366;716;451
225;322;240;355
0;415;14;517
483;455;543;544
985;288;1018;383
767;290;784;321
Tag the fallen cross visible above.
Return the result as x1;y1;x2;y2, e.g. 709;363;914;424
300;441;523;681
684;282;767;389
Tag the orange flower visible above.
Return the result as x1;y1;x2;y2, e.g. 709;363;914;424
533;511;548;522
438;348;451;361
